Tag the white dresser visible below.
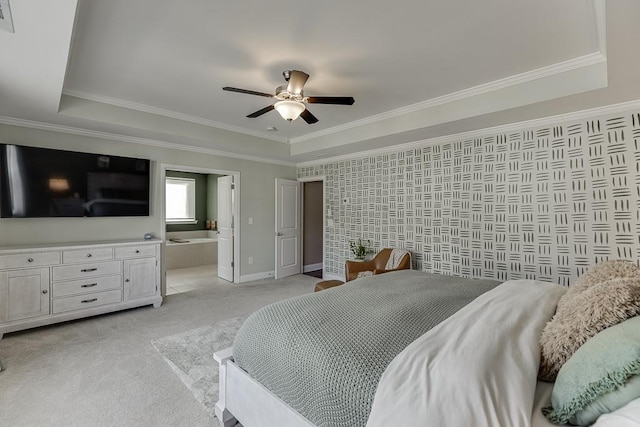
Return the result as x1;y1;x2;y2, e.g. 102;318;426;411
0;239;162;339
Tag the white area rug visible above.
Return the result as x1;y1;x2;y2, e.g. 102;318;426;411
151;315;248;419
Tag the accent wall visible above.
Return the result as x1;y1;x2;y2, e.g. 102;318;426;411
299;108;640;286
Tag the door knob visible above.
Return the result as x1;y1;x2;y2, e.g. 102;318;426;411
42;289;48;294
276;232;283;236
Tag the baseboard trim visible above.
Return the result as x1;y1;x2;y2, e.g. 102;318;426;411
303;263;323;273
240;269;334;282
239;271;275;283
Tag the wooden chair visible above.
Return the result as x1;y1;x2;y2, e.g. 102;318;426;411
345;248;411;282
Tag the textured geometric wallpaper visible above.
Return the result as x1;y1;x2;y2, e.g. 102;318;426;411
298;110;640;286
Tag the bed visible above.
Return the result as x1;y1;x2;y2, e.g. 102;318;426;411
214;270;640;427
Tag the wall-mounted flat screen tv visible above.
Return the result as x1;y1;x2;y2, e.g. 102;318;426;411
0;144;150;218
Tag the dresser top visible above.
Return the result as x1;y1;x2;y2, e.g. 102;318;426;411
0;238;162;254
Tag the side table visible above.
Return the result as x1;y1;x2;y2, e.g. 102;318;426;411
314;279;344;292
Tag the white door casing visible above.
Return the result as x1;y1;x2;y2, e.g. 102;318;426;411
275;178;301;279
218;175;234;282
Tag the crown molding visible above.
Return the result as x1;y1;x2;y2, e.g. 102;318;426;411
61;89;290;144
296;99;640;167
62;51;607;150
0;116;296;167
290;52;607;145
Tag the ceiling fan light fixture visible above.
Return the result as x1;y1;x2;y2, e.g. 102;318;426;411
274;100;305;121
223;70;353;124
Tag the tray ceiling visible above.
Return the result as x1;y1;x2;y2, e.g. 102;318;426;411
0;0;612;163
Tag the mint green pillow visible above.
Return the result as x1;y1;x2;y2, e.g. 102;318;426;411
543;316;640;425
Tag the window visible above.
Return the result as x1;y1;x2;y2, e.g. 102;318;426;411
165;177;196;224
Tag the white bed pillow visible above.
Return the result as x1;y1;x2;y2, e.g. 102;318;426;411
366;280;566;427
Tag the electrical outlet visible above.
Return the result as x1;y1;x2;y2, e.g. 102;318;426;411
248;217;253;225
248;257;254;265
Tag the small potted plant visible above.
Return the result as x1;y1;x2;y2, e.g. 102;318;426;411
349;238;374;260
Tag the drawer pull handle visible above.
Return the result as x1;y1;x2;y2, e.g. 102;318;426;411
135;250;140;253
81;298;98;304
81;268;98;273
87;254;92;258
28;258;34;262
81;283;98;288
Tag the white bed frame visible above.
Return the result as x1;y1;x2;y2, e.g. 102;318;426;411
214;347;316;427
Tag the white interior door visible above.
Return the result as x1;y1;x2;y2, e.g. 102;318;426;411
217;175;234;282
275;178;301;279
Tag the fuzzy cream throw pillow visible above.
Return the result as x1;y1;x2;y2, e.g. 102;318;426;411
538;260;640;382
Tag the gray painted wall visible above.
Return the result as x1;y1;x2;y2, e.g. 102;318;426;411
303;181;323;266
0;124;296;277
207;174;221;229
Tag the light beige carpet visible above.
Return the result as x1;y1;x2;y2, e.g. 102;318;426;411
0;271;317;427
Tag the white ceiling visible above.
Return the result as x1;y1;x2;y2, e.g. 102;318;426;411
1;0;634;165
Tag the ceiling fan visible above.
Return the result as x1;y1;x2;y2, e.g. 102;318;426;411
223;70;355;124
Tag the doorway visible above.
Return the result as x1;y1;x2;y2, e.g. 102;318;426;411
301;178;325;279
161;164;240;296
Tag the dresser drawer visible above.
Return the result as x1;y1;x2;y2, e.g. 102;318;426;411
0;251;60;269
62;247;113;264
53;275;122;298
115;245;157;259
52;260;122;281
52;289;122;314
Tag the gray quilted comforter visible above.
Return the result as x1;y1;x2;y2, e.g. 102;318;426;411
232;270;500;427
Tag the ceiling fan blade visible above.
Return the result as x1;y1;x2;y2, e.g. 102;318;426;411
247;104;275;118
287;70;309;95
300;109;319;124
306;96;355;105
223;87;274;98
